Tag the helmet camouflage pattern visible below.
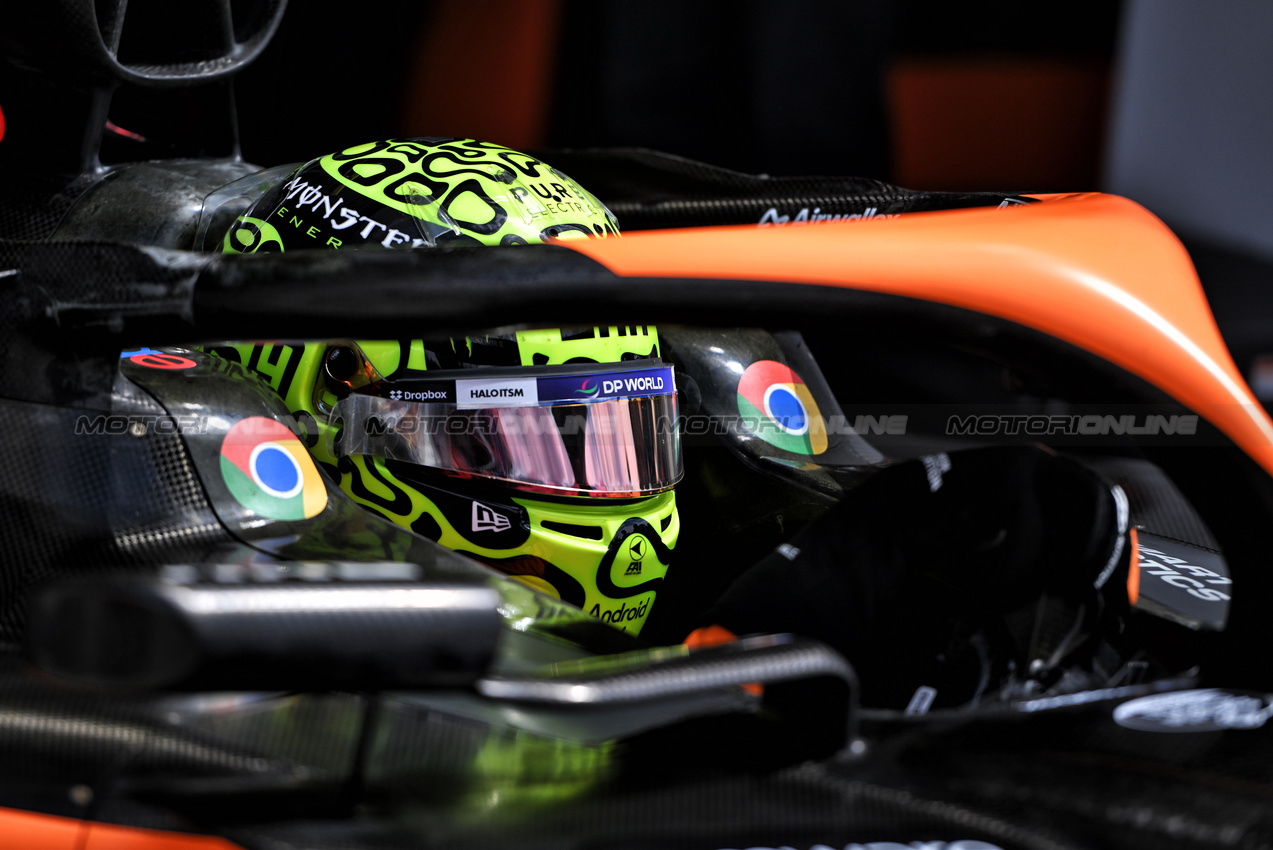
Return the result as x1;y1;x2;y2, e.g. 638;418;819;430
214;140;677;635
222;137;619;254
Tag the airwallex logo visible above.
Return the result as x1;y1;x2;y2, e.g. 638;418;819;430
757;206;900;226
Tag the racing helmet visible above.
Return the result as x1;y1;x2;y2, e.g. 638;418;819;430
218;136;619;252
213;139;679;636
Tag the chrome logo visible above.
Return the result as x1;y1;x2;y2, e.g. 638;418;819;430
220;417;327;519
736;360;828;455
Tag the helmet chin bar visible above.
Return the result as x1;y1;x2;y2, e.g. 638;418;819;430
382;458;679;637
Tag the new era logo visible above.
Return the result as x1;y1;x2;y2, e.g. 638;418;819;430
472;501;511;533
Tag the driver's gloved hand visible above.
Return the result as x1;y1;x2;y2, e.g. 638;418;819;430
700;446;1129;708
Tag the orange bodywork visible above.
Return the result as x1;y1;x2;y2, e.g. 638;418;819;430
0;807;82;850
0;806;241;850
1127;528;1141;607
565;193;1273;477
683;625;763;696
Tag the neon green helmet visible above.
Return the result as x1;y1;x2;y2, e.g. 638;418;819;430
213;140;678;636
221;137;619;253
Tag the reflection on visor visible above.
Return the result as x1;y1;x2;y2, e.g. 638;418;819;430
332;366;682;498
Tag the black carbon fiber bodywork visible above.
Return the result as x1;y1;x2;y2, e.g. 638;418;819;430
2;4;1272;839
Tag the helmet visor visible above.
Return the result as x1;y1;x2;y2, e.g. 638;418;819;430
331;364;682;497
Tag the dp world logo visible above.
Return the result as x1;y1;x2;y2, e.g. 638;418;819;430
575;378;600;398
